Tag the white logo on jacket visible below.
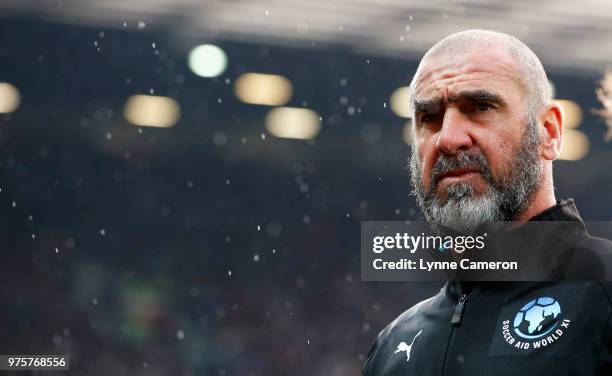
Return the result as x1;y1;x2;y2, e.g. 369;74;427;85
394;330;423;362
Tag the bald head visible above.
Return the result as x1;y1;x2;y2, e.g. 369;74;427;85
411;29;551;119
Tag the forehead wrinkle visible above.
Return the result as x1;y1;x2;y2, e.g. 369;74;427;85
413;69;520;114
413;50;525;96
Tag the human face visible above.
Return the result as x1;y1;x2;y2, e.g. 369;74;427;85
411;48;529;198
409;48;541;232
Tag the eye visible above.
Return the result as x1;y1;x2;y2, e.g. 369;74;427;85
476;102;493;112
420;113;438;123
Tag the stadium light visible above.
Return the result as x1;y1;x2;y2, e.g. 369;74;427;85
0;82;21;113
559;129;589;161
402;122;413;145
234;73;292;106
123;95;181;128
188;44;228;78
265;107;320;139
555;99;582;130
390;86;413;118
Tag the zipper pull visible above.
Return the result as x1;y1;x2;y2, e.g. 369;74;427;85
451;293;467;325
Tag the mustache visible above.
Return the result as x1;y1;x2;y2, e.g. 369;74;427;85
429;152;492;190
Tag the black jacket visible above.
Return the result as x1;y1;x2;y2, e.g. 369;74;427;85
363;199;612;375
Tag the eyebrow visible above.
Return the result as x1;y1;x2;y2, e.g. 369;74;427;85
451;89;507;107
413;89;507;115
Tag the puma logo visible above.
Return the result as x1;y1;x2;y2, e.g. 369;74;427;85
394;330;423;362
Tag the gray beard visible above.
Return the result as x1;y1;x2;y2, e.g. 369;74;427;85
409;117;542;234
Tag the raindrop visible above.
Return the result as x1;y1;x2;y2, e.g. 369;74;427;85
360;123;383;144
137;21;146;29
212;131;227;146
52;334;62;345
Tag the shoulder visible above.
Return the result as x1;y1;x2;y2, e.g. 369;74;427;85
377;293;438;342
578;234;612;280
363;287;445;374
576;234;612;253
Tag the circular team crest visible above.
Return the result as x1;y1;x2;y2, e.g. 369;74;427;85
500;296;570;351
512;297;561;339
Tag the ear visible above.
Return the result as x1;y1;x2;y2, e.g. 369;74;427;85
540;102;563;160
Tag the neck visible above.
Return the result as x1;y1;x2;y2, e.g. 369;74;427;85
514;183;556;222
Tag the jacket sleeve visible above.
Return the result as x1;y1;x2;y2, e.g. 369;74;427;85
363;324;393;376
362;335;379;375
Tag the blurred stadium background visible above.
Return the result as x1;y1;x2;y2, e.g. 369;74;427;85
0;1;611;375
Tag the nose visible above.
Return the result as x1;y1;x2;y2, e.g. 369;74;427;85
435;108;473;155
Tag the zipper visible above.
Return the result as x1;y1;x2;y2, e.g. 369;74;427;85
451;293;467;325
442;284;470;376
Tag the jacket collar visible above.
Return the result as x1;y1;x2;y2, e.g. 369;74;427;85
528;198;583;222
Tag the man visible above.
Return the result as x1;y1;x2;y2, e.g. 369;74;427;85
363;30;612;375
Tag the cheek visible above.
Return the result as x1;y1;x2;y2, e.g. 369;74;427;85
477;135;516;176
415;139;437;188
